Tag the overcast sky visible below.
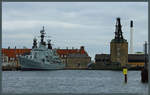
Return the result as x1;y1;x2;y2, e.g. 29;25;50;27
2;2;148;59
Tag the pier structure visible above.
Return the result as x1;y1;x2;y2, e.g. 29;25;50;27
141;41;148;83
110;17;128;67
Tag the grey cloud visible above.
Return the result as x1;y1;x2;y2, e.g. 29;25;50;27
2;2;148;59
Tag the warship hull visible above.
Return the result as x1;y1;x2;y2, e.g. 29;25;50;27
19;57;65;70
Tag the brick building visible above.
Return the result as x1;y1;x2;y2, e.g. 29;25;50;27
57;46;91;69
110;18;128;67
2;48;31;69
94;54;146;70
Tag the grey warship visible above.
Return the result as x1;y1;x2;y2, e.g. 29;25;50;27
19;26;65;70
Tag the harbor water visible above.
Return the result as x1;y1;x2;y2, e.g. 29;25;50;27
2;70;148;94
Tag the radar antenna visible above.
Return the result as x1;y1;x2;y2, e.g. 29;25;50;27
32;37;37;49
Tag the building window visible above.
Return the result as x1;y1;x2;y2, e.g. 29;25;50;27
77;63;80;67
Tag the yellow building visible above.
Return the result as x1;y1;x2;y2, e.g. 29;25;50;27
128;54;146;68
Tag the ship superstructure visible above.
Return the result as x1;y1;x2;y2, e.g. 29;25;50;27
19;26;65;70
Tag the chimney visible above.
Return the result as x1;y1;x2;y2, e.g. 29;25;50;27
130;20;134;54
80;46;85;54
80;46;84;50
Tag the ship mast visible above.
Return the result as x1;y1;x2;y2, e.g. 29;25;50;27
40;26;46;46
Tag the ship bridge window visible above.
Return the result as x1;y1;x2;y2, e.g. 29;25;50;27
42;59;45;62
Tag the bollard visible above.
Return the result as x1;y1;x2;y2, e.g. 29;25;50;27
123;67;128;83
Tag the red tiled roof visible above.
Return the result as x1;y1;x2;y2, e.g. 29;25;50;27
2;48;31;58
2;46;88;58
